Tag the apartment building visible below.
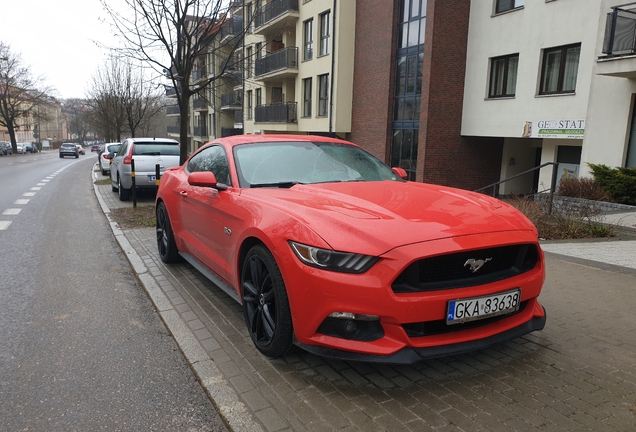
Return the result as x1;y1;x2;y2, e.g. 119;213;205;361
463;0;636;195
169;0;636;193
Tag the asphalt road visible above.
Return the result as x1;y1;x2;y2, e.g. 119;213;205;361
0;151;227;431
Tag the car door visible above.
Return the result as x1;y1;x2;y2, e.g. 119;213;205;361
178;145;243;284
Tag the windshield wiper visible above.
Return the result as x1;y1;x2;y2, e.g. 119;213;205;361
250;181;303;189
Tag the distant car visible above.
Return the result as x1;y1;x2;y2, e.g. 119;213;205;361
59;143;79;158
16;143;24;154
98;142;121;176
75;144;85;155
22;142;37;153
110;137;180;201
0;141;12;155
91;145;100;152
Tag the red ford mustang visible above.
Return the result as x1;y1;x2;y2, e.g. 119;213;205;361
155;135;546;363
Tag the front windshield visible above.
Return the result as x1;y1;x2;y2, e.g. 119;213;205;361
234;141;401;188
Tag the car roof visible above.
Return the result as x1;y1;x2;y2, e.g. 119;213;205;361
127;137;179;144
207;134;355;149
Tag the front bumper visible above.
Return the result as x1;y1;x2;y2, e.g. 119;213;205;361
275;231;546;363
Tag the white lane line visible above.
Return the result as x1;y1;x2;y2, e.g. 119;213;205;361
37;183;46;186
23;192;36;197
30;187;42;191
3;209;21;215
14;199;29;204
41;180;50;182
0;221;11;230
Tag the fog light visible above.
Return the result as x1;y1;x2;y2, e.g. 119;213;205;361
317;313;384;342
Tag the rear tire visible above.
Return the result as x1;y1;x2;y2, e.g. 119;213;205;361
156;202;180;263
118;176;130;201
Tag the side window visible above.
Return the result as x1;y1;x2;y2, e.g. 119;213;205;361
117;141;129;157
187;145;231;185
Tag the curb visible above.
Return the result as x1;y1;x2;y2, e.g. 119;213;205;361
91;164;263;432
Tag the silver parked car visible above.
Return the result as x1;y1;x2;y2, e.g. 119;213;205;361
110;137;180;201
98;142;121;175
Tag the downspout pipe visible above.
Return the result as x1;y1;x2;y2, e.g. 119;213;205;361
328;0;337;136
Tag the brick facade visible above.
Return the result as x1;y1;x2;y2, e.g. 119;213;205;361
351;0;503;191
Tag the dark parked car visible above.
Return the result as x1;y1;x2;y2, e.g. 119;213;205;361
91;145;101;152
59;143;79;158
0;141;12;155
23;142;37;153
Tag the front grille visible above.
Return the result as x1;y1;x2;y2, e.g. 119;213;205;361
402;301;528;337
392;244;539;293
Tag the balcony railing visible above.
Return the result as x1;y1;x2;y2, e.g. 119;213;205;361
193;126;208;136
255;0;299;29
166;105;180;115
167;126;181;134
221;127;244;137
165;87;178;97
193;98;207;109
603;3;636;55
192;69;207;81
255;102;297;123
220;59;242;79
221;92;242;108
255;47;298;77
220;16;244;41
235;109;244;123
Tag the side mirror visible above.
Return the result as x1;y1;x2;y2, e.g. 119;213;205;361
392;167;408;180
188;171;227;191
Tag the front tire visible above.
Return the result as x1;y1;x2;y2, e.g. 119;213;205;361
241;245;294;358
118;176;131;201
156;202;180;263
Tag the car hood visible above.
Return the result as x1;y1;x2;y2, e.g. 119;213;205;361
240;181;537;255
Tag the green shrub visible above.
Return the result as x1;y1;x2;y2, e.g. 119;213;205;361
557;177;613;201
588;163;636;205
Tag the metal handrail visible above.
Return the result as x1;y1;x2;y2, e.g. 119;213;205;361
474;162;559;215
603;2;636;55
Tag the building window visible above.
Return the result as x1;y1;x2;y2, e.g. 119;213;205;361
247;90;253;120
488;54;519;98
318;74;329;116
255;42;262;60
246;46;253;78
303;78;312;117
495;0;524;14
398;0;426;48
319;11;330;56
393;53;422;121
256;88;262;107
246;3;253;33
303;19;313;61
539;43;581;95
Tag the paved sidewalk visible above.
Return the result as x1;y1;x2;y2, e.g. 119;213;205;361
93;165;636;432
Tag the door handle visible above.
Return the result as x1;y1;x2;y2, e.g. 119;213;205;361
180;190;188;197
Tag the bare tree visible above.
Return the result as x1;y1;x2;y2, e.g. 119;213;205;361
64;99;92;144
101;0;248;164
0;42;53;153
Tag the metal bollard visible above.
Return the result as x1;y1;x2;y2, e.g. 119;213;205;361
131;159;137;208
155;164;161;193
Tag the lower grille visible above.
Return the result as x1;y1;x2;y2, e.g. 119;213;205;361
392;244;539;293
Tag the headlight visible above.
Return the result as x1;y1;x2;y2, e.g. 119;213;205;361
289;241;379;274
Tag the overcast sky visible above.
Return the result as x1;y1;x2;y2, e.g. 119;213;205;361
0;0;119;99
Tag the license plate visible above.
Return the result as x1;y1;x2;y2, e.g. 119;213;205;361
447;289;521;325
148;175;156;181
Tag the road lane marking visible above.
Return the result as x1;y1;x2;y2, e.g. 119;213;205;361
37;183;46;186
3;209;21;215
14;199;29;204
0;221;11;230
23;192;36;197
30;187;42;191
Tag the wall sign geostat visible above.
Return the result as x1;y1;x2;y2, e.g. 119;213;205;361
522;120;585;139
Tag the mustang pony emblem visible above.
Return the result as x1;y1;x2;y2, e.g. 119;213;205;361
464;258;492;273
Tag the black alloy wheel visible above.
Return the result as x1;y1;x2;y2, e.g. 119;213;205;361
156;202;180;263
241;245;294;357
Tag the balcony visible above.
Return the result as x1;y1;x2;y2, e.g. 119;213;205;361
221;59;242;80
220;16;244;44
222;127;244;137
221;92;242;110
254;0;299;36
167;126;181;134
255;102;297;123
193;98;207;111
192;68;207;82
598;3;636;78
235;109;244;124
166;105;180;115
165;87;178;97
193;126;208;137
255;47;298;80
